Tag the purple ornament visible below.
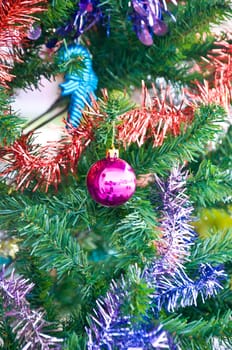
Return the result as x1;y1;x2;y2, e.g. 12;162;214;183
27;24;42;40
130;0;175;45
137;20;153;46
79;0;94;12
152;18;168;36
86;155;136;207
132;0;147;17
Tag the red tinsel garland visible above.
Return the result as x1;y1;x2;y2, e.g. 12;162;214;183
196;41;232;110
0;0;47;87
0;42;231;191
117;82;195;148
0;115;97;192
206;41;232;91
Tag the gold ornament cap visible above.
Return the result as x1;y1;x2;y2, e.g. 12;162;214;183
106;148;119;159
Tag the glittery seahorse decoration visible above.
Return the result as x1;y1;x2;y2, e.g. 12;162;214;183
58;43;98;128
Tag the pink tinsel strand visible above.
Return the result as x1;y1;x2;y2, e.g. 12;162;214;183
0;267;62;349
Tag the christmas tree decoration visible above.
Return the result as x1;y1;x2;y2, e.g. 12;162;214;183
152;167;197;273
0;0;47;87
130;0;177;45
202;41;232;93
154;263;227;312
0;267;63;349
86;149;136;206
195;41;232;114
195;207;232;238
1;0;232;348
144;168;226;310
58;43;98;128
117;82;194;148
87;267;177;350
191;79;230;112
87;168;227;349
0;237;19;260
67;0;104;38
76;0;102;34
47;0;104;48
27;24;42;40
0;113;97;191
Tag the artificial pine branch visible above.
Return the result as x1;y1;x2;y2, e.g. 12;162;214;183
0;189;89;277
87;0;231;89
18;205;88;278
208;125;232;170
41;0;76;29
188;230;232;267
41;187;91;229
112;197;159;269
161;310;232;350
0;193;28;231
63;332;85;350
0;89;24;145
15;254;59;320
187;160;232;207
86;168;227;349
0;314;20;350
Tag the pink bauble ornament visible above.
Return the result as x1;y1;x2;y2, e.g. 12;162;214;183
86;154;136;207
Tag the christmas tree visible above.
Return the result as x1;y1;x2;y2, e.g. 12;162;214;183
0;0;232;349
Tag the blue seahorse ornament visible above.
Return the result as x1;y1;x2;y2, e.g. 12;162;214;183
59;44;98;128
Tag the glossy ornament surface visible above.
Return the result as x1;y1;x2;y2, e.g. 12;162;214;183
27;24;42;40
58;44;98;128
86;157;136;206
152;18;168;36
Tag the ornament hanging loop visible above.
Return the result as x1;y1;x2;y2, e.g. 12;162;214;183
106;147;119;159
106;121;118;158
111;120;116;149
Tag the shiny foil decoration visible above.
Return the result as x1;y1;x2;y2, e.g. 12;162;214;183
0;0;47;87
130;0;177;45
27;24;42;40
117;82;194;148
86;150;136;207
0;112;99;192
58;43;98;128
46;0;105;48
